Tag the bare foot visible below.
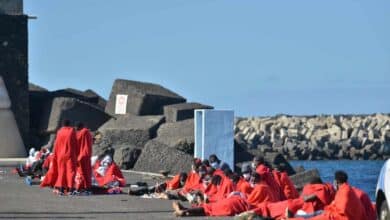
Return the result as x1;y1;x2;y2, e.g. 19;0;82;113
172;201;185;217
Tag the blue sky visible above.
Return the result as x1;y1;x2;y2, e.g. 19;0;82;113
24;1;389;116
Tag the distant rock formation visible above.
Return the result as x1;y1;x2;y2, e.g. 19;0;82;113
235;114;390;160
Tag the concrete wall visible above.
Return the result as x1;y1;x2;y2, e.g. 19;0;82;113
0;14;29;148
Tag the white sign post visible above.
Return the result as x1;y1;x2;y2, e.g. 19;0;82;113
115;94;128;114
194;109;234;169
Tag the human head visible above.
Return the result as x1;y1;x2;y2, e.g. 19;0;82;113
179;172;188;186
211;175;223;186
241;163;252;181
62;119;71;127
75;121;84;130
198;165;207;178
252;155;265;169
230;173;240;185
209;154;221;169
250;172;261;187
309;176;323;184
334;170;348;190
192;158;202;172
202;174;212;187
202;159;210;167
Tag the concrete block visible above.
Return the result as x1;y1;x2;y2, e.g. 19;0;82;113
105;79;186;116
163;102;213;122
133;140;193;174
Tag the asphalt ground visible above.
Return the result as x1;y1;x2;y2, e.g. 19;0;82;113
0;165;233;220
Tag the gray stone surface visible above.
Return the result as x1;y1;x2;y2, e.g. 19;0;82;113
114;145;142;169
41;97;111;133
97;114;165;150
0;110;26;157
154;119;194;154
0;14;29;148
105;79;186;116
84;89;107;110
133;140;193;175
163;102;213;122
290;169;321;191
0;166;233;220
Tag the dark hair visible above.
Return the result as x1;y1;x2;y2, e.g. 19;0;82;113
223;167;233;177
193;158;202;169
211;175;223;186
179;172;188;185
202;159;210;167
251;172;261;182
230;173;240;184
209;154;220;163
62;119;71;127
207;167;215;176
75;121;84;130
335;170;348;184
253;155;265;164
309;176;323;184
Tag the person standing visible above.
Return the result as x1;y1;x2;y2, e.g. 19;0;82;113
53;119;77;195
74;122;93;194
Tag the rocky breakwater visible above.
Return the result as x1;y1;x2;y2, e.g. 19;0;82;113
235;114;390;160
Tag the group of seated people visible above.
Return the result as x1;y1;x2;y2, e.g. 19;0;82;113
16;119;126;196
128;155;376;220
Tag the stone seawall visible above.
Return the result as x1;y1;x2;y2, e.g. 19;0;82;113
234;114;390;160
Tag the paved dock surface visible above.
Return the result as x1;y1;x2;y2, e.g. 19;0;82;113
0;166;232;220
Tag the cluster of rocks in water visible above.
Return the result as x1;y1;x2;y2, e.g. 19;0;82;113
235;114;390;160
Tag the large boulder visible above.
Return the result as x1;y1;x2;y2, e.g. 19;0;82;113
133;140;193;174
83;89;107;110
163;102;213;122
40;97;111;133
113;145;142;169
290;169;321;191
105;79;186;116
154;119;194;153
95;114;165;152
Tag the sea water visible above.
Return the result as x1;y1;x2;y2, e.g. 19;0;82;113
289;160;386;201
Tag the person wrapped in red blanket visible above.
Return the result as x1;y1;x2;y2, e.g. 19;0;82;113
74;122;93;194
91;150;126;194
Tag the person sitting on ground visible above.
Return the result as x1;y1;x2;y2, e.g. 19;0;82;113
235;163;253;196
209;154;230;175
252;156;283;200
172;190;250;217
288;170;366;220
236;177;334;220
17;147;51;185
92;149;126;194
273;164;299;200
128;172;188;197
246;172;280;207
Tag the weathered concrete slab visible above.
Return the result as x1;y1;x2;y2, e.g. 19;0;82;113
105;79;186;116
154;119;194;153
41;97;111;133
0;14;29;147
290;169;321;191
97;114;165;150
0;77;26;157
133;140;193;175
163;102;213;122
113;145;142;169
